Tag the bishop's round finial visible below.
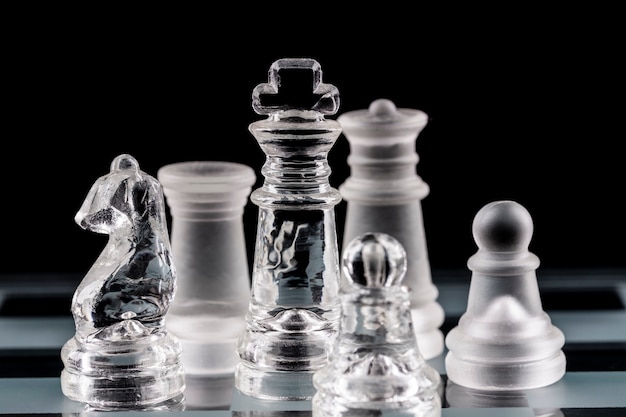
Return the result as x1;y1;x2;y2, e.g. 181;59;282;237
472;200;534;253
342;232;407;288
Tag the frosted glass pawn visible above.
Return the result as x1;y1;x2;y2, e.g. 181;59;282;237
60;154;185;411
445;380;564;417
338;98;444;359
445;200;566;390
313;232;442;417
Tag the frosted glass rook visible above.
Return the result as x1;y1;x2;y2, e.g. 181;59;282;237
158;161;256;378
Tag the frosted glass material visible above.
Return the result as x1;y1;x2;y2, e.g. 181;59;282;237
60;154;185;411
235;58;342;400
445;200;566;391
312;232;442;417
338;98;445;360
158;161;256;380
445;381;564;417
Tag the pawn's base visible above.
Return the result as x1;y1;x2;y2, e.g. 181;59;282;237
60;324;186;410
312;391;442;417
445;350;566;391
234;362;316;401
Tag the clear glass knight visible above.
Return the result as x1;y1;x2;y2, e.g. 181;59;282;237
234;58;343;400
60;154;186;411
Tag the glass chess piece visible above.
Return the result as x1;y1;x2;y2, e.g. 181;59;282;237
60;154;186;411
338;98;445;360
157;161;256;409
312;232;442;417
444;200;566;391
445;380;564;417
234;58;343;400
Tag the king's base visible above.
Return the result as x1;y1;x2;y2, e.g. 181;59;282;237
60;329;186;410
234;362;316;401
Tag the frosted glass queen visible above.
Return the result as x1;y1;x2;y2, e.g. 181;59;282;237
338;98;445;360
235;58;342;400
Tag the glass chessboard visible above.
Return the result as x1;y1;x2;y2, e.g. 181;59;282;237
1;269;625;416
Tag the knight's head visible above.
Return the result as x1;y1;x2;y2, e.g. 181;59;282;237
74;154;157;235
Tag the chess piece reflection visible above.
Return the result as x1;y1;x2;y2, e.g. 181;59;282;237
445;380;564;417
338;98;445;360
231;412;313;417
235;58;343;400
312;233;442;417
60;154;185;411
445;200;566;391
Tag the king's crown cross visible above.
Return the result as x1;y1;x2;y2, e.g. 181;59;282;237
252;58;340;116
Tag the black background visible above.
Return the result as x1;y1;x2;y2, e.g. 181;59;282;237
3;8;624;279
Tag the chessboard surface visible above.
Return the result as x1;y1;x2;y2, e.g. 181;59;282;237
1;268;625;416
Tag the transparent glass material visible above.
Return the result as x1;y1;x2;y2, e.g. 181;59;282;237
312;232;442;417
338;98;445;360
60;154;185;411
157;162;255;375
234;58;343;400
444;200;566;391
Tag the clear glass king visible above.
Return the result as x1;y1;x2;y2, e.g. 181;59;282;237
234;58;343;400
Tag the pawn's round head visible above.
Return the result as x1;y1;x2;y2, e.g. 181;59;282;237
342;232;407;288
472;200;534;253
368;98;397;118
